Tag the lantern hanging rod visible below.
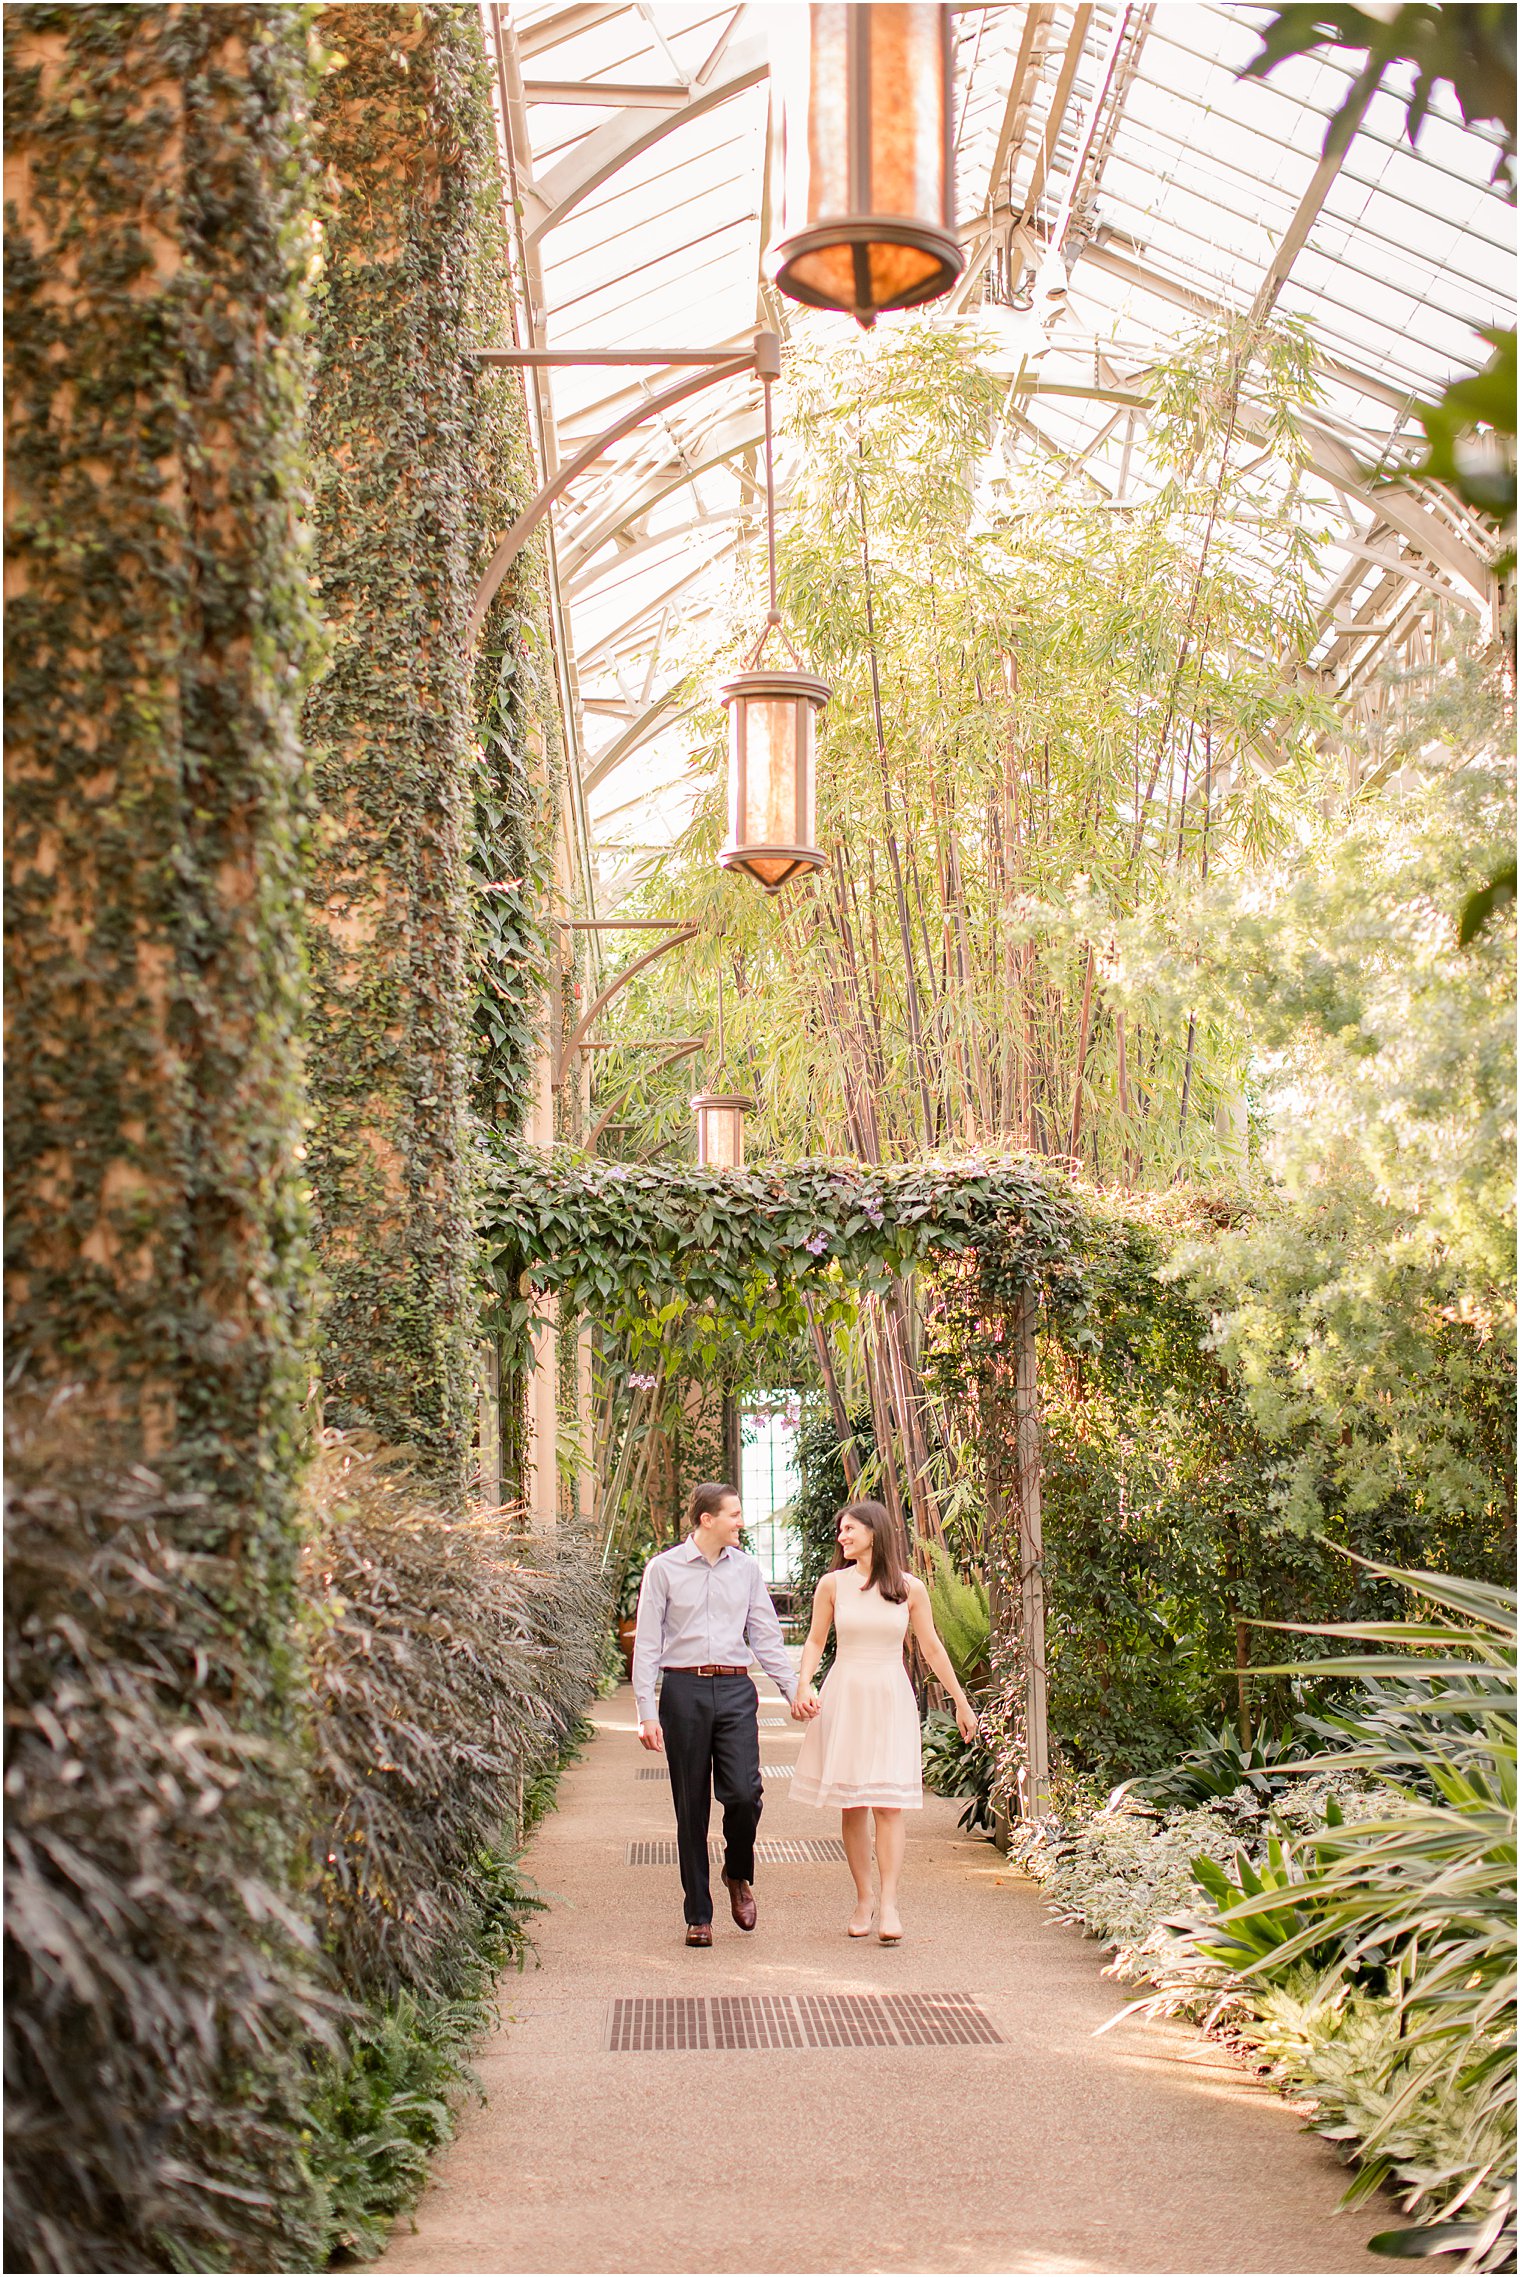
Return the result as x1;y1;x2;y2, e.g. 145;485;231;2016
468;347;757;367
470;331;781;642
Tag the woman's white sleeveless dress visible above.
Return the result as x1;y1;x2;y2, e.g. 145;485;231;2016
791;1572;923;1809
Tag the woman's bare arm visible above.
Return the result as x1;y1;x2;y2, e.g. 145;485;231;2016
793;1573;837;1715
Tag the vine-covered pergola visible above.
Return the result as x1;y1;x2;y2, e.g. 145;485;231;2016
484;1144;1123;1815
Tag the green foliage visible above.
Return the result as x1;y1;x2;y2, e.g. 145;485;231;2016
483;1142;1092;1375
4;0;320;1627
1133;1719;1334;1807
921;1713;996;1832
305;1843;550;2265
925;1542;990;1690
1189;1830;1371;1981
1156;1566;1517;2266
305;4;540;1479
472;603;556;1132
1155;765;1515;1553
610;316;1333;1184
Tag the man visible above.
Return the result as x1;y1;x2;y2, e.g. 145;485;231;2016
632;1480;818;1946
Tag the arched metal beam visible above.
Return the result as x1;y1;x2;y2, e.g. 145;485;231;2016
583;687;698;793
526;35;768;246
561;408;764;579
470;350;757;640
554;924;698;1086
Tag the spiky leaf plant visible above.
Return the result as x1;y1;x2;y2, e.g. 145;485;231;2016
1173;1562;1516;2269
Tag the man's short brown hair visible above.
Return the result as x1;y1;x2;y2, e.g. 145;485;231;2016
686;1480;739;1530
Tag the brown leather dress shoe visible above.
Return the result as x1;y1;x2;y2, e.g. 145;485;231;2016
722;1873;758;1932
685;1922;713;1947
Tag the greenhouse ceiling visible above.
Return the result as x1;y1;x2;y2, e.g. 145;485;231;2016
482;2;1516;906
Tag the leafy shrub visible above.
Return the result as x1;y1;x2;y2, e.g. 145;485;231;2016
1205;1566;1516;2266
4;1422;333;2275
1128;1716;1337;1807
1012;1772;1384;1986
925;1543;990;1691
298;1439;606;2261
306;1843;552;2262
6;1422;608;2275
304;1435;607;2004
1074;1562;1515;2269
921;1712;995;1831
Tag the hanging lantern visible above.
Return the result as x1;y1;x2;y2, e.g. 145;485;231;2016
691;1090;752;1170
717;665;828;890
716;347;829;891
770;4;963;328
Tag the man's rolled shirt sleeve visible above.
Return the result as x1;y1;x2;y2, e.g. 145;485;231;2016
744;1563;798;1702
631;1558;667;1723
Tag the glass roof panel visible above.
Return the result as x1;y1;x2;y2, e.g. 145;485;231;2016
489;1;1515;902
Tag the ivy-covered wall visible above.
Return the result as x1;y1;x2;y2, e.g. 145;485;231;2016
4;9;328;2267
306;2;551;1482
5;0;319;1630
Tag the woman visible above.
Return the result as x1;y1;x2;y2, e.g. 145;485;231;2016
790;1499;979;1944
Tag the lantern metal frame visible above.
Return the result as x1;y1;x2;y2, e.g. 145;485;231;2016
770;5;964;329
717;660;830;892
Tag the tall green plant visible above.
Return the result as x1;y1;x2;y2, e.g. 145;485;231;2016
1172;1563;1516;2266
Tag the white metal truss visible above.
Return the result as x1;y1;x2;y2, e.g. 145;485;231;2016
487;2;1514;896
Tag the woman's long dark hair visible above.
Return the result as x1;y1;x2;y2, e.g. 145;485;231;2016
831;1499;910;1604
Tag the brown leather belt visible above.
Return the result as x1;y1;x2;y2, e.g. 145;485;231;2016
663;1663;749;1678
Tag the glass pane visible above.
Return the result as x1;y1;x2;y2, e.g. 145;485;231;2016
745;693;799;850
703;1105;744;1170
868;6;945;223
741;1392;802;1587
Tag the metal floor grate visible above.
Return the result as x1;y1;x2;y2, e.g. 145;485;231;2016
608;1997;708;2052
636;1763;793;1783
710;1994;805;2049
625;1837;847;1866
606;1992;1001;2050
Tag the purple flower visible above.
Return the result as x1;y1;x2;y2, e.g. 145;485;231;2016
804;1230;830;1255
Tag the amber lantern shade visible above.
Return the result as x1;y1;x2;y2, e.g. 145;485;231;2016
691;1091;752;1170
770;4;963;327
718;666;828;891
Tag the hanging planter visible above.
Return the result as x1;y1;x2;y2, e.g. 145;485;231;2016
770;4;963;328
690;1090;753;1170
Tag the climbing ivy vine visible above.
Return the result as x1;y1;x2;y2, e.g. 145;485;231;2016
481;1141;1094;1369
305;4;546;1480
4;0;321;1625
5;8;329;2268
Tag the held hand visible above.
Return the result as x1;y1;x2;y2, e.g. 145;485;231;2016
638;1719;665;1752
791;1689;820;1722
956;1700;981;1744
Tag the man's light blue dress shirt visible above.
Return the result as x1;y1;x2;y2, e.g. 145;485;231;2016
631;1536;797;1724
